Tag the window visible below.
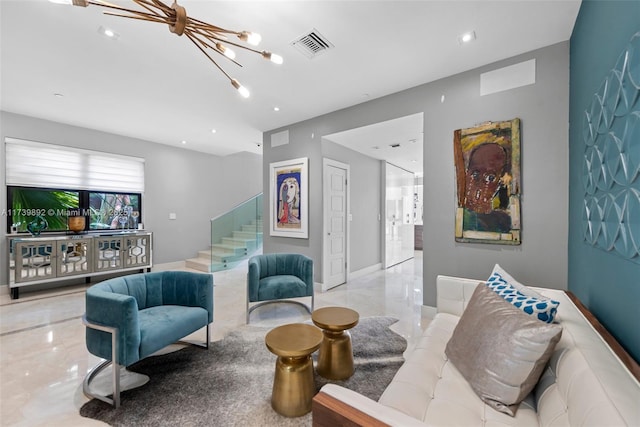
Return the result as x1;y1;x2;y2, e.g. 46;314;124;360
5;138;145;234
5;137;144;192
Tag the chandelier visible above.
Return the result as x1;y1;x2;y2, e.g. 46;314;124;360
71;0;283;98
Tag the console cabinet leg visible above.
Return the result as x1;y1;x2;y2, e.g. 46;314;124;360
11;287;19;299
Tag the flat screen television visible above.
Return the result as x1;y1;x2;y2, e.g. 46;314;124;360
7;187;142;233
7;187;80;233
89;192;141;230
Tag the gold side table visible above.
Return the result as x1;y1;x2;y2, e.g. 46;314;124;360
265;323;323;417
312;306;360;380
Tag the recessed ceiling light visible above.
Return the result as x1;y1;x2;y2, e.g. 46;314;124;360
273;107;280;112
181;140;187;145
48;0;72;4
53;93;64;98
211;129;217;134
98;26;119;39
458;31;476;44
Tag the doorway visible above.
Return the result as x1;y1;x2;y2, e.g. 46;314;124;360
322;159;350;291
383;162;415;268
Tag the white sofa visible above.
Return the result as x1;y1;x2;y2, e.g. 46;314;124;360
313;275;640;426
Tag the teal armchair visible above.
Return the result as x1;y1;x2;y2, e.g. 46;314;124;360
246;253;314;323
83;271;213;407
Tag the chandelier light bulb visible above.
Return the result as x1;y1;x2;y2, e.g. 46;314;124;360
216;43;236;60
231;79;250;98
262;52;283;65
224;48;236;60
240;31;262;46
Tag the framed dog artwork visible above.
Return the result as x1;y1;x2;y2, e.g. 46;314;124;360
269;157;309;238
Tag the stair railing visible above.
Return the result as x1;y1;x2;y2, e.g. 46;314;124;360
209;193;263;271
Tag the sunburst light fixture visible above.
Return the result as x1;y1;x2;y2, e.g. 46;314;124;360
70;0;283;98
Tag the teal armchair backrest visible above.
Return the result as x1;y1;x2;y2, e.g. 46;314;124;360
247;253;313;302
85;271;213;366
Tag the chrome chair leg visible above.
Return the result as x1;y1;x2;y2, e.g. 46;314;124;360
82;315;121;408
83;316;211;408
246;298;314;323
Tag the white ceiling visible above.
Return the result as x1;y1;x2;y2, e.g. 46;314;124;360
1;0;581;162
324;113;424;174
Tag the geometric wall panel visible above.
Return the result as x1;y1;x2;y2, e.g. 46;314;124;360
582;32;640;264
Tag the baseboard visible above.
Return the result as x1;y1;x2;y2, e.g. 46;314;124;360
348;263;382;281
152;261;186;271
421;305;437;320
320;263;383;292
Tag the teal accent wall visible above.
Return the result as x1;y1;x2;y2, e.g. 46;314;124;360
569;0;640;361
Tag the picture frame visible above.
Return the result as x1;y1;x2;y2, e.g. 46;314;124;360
269;157;308;238
453;118;522;245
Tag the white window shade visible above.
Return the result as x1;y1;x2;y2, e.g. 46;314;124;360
5;138;144;192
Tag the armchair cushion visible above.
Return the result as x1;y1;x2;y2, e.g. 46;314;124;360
258;275;309;300
138;305;209;357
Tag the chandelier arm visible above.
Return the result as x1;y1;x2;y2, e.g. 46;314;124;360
130;0;167;18
103;11;167;24
136;0;173;14
96;3;167;21
184;32;237;81
89;0;126;8
85;0;162;19
187;16;237;35
197;29;228;42
186;30;243;67
211;37;262;55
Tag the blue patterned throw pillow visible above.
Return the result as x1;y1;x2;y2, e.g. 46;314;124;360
486;268;560;323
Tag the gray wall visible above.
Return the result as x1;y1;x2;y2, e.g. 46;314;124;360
321;140;382;273
264;41;569;306
1;111;262;284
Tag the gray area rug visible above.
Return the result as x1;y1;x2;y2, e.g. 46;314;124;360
80;316;406;426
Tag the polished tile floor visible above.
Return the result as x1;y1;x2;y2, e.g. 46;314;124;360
0;252;426;426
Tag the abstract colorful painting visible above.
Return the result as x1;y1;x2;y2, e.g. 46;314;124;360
453;118;522;244
269;157;308;238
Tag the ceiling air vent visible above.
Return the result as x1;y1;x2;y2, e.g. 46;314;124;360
290;28;334;59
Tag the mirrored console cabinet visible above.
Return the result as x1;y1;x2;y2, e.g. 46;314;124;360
7;231;152;299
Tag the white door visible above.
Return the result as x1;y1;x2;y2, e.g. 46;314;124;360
323;159;349;291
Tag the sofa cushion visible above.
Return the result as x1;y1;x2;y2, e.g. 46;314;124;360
486;264;560;323
445;284;563;416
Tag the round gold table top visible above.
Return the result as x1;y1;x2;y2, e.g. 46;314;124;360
312;307;359;332
265;323;323;358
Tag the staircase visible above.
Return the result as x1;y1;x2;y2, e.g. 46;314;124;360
186;219;263;272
